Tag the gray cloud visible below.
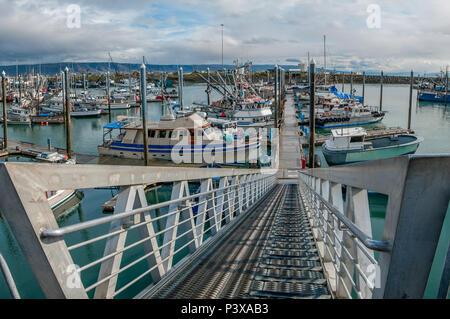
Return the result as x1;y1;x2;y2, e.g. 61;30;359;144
0;0;448;73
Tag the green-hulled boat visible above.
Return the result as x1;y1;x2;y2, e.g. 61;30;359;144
322;127;424;166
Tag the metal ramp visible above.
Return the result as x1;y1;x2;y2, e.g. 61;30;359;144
247;185;330;299
142;184;331;299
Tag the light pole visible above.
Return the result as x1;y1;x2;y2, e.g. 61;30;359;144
221;24;224;68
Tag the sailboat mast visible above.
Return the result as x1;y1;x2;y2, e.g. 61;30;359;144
324;35;327;86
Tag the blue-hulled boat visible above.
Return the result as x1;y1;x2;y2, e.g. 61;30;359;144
98;113;261;165
418;90;449;103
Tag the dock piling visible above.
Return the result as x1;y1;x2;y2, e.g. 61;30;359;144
206;68;211;106
408;70;413;130
309;60;316;168
64;67;72;159
362;71;366;106
140;64;149;166
106;71;111;123
445;67;448;107
178;67;184;110
380;70;384;112
2;71;7;150
350;71;353;96
274;64;278;129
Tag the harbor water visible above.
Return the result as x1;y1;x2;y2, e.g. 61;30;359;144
0;83;449;298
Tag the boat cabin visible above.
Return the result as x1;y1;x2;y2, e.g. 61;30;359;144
326;127;368;151
102;113;225;149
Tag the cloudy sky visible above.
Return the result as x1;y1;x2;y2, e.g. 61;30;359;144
0;0;449;73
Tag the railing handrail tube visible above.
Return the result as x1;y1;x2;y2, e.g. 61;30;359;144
41;174;273;239
301;177;392;252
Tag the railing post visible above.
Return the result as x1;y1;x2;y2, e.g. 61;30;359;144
0;165;87;299
374;156;450;298
320;180;333;263
95;186;142;298
350;187;374;299
195;179;215;246
330;181;344;297
160;181;196;273
337;186;358;298
229;176;238;220
215;176;229;231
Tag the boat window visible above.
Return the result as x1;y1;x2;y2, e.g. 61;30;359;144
160;130;167;138
168;130;172;138
149;130;156;138
350;136;364;143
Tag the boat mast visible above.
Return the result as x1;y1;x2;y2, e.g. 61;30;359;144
323;35;327;86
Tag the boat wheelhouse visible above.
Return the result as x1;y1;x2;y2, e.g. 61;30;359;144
98;113;261;165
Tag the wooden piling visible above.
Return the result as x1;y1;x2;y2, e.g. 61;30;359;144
380;70;384;112
362;71;366;106
445;67;448;107
408;70;413;130
64;67;72;159
350;71;353;96
206;68;211;106
106;71;111;123
140;64;149;166
274;65;278;129
2;71;7;150
308;61;316;168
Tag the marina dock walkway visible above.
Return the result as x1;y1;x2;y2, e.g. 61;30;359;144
277;93;303;179
141;184;330;299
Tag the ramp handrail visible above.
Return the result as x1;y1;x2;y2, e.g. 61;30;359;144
301;180;392;252
0;163;276;299
298;154;450;299
0;251;20;299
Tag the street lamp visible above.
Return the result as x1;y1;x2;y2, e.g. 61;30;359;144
221;24;224;68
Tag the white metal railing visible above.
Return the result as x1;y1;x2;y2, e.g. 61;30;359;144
0;163;276;299
0;251;20;299
298;154;450;299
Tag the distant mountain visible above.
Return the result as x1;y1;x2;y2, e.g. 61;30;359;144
0;62;294;76
0;62;441;77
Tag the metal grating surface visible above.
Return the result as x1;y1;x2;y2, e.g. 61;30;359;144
141;184;331;299
246;184;331;299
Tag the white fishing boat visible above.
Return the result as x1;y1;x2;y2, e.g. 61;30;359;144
2;105;32;125
98;97;131;110
98;113;261;165
71;107;102;118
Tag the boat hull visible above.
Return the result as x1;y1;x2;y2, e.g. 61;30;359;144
315;115;384;128
71;110;102;118
322;135;422;166
418;92;449;103
98;141;260;165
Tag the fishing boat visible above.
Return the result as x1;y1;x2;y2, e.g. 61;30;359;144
314;106;385;128
418;90;449;103
322;127;423;166
2;105;32;125
41;99;102;118
98;113;261;165
71;107;102;118
97;97;131;110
